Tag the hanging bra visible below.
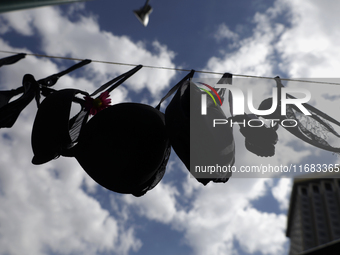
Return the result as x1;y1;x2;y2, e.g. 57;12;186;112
157;71;235;185
258;76;340;153
32;65;171;197
31;65;143;164
0;57;90;128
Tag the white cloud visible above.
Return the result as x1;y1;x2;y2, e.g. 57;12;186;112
122;182;180;224
276;0;340;77
122;175;288;255
205;8;284;76
144;0;340;254
272;178;293;211
203;0;340;177
0;6;176;97
0;43;142;255
0;10;35;36
214;23;239;42
233;208;287;254
176;179;287;255
2;1;340;255
0;3;180;254
0;115;140;255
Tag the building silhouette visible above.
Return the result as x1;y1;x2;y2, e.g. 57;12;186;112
286;175;340;254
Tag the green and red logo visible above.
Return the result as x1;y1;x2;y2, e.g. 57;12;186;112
197;82;222;106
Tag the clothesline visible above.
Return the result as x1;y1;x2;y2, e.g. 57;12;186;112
1;49;340;86
1;50;340;190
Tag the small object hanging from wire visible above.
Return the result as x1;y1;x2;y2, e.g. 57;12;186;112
258;76;340;153
157;72;235;185
133;0;153;27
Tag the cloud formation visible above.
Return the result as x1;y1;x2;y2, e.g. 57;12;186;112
0;6;176;97
122;175;288;255
0;4;177;255
1;0;340;254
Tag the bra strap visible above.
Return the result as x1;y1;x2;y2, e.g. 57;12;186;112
90;65;143;96
155;70;195;110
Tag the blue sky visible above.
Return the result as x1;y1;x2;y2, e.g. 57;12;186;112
1;0;340;254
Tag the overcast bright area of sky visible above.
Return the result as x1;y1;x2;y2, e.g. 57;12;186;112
0;0;340;254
